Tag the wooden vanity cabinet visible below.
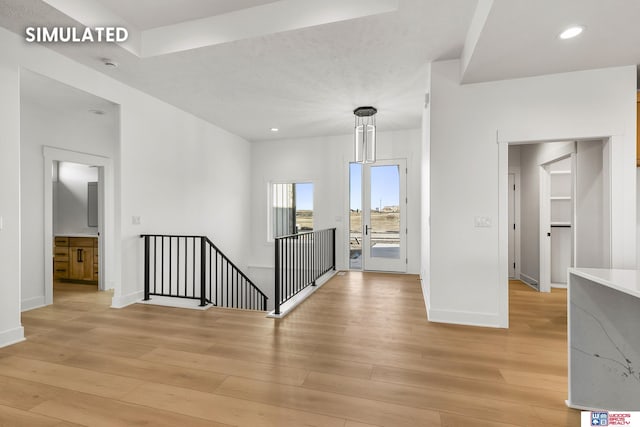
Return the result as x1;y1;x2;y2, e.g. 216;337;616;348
54;236;98;283
53;237;70;279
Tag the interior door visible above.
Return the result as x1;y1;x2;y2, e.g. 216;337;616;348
362;159;407;272
540;156;574;292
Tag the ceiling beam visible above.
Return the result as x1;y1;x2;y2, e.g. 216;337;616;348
43;0;399;58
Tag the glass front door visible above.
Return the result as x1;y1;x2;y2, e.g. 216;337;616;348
350;159;406;272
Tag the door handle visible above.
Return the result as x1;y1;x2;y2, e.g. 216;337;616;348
77;248;83;262
365;225;370;235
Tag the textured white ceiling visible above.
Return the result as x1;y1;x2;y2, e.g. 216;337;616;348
3;0;638;143
98;0;278;30
0;0;475;141
21;69;119;121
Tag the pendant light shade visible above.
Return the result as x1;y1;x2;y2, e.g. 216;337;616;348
354;106;377;164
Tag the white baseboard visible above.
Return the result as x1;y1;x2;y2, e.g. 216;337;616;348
21;296;46;312
551;282;567;289
0;326;25;348
419;274;430;313
137;296;211;311
111;290;144;308
247;265;273;270
267;270;337;318
519;273;539;288
427;308;504;329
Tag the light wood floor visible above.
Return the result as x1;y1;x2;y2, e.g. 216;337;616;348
0;275;578;426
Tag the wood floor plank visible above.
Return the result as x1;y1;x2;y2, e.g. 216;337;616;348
439;413;520;427
141;347;310;386
0;375;78;411
0;403;74;427
530;405;581;426
120;381;346;427
313;341;505;382
302;371;542;426
215;375;442;427
55;333;158;359
370;364;567;410
30;390;230;427
197;341;374;379
60;351;228;393
0;356;143;399
0;339;76;363
1;277;580;426
345;422;382;427
499;368;567;392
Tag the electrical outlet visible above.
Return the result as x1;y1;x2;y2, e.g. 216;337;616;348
132;216;141;225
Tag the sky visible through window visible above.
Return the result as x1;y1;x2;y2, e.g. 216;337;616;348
350;163;399;210
295;182;313;210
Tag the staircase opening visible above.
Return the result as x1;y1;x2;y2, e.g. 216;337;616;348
141;235;268;311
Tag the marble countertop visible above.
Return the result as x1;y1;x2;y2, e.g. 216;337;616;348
569;268;640;299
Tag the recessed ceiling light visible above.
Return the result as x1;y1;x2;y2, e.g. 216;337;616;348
102;58;118;68
559;26;585;40
270;128;279;132
89;109;105;115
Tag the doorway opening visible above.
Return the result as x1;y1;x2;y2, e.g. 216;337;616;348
44;149;115;307
506;139;611;294
52;161;102;301
349;159;407;272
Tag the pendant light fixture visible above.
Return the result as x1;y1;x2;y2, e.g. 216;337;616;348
354;106;377;163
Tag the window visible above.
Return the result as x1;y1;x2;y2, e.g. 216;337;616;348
271;182;313;238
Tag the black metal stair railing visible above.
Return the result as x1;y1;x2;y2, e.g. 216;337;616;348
141;235;267;311
274;228;336;315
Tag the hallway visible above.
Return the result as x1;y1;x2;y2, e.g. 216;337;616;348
0;274;576;426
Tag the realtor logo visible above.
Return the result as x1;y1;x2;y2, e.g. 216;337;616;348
591;412;609;426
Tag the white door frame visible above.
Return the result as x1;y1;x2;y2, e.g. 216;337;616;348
347;158;408;272
498;133;615;328
507;168;521;280
43;147;116;304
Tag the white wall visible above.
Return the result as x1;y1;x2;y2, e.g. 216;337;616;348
508;145;520;168
248;129;422;303
0;29;24;346
55;162;100;235
575;140;608;268
118;91;252;307
20;98;117;309
428;60;636;328
0;25;253;345
420;66;431;310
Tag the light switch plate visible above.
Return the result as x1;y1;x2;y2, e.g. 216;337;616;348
474;216;492;228
132;216;141;225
